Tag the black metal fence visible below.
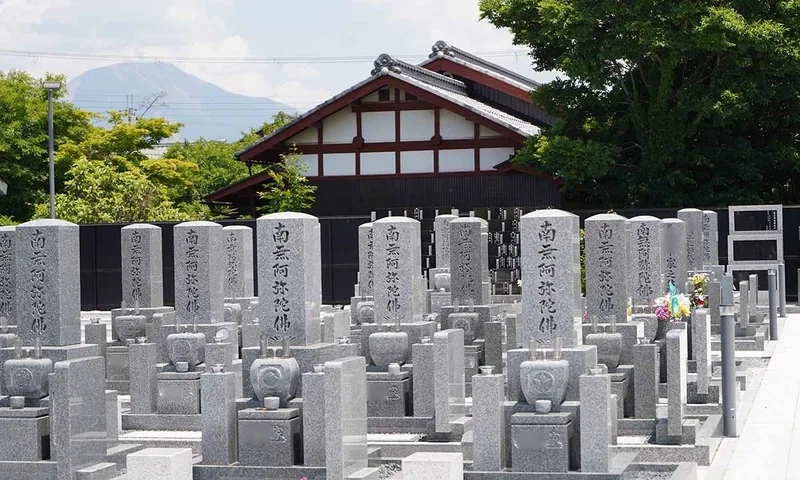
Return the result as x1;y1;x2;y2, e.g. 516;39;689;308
78;206;800;311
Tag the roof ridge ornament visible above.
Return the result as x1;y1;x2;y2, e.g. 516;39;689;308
431;40;454;59
371;54;402;76
370;53;467;94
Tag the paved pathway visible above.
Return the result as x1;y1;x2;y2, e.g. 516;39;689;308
704;315;798;479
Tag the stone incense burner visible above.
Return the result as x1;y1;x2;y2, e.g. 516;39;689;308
584;315;623;370
3;337;53;402
369;316;409;368
114;300;146;344
519;337;570;413
250;336;300;407
166;316;206;372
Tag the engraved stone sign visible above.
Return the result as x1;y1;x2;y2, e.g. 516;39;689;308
662;218;688;293
702;211;719;267
257;212;321;345
0;226;16;324
121;223;164;308
358;223;374;297
449;218;483;305
222;225;254;299
626;216;662;307
15;219;81;346
677;208;703;272
585;213;627;321
434;214;457;269
521;209;578;346
173;221;225;325
373;216;420;325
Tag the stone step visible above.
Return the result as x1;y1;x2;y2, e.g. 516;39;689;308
76;462;117;480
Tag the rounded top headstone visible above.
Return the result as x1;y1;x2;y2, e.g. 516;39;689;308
677;208;702;213
522;208;573;219
450;217;482;225
628;215;660;222
19;218;77;228
586;213;627;222
359;222;373;228
434;214;458;221
175;220;222;228
122;223;159;230
259;212;317;220
662;218;685;225
222;225;252;231
374;216;419;224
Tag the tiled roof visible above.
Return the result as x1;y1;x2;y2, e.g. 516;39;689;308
422;40;541;91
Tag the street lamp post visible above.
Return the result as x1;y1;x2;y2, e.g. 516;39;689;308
43;81;61;219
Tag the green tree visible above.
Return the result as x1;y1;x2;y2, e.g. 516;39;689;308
0;71;92;222
34;158;189;223
257;152;317;214
480;1;800;207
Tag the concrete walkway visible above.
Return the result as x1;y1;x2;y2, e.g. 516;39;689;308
703;315;798;479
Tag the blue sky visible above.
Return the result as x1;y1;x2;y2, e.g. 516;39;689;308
0;0;558;111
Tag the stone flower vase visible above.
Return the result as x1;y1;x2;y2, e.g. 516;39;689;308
167;323;206;371
369;320;409;368
519;337;570;413
449;311;479;344
3;337;53;400
250;336;300;407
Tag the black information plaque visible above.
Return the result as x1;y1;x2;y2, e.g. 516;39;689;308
732;239;779;262
733;210;779;232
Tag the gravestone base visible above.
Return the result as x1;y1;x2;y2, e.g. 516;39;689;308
157;372;201;415
366;372;411;418
503;401;581;471
192;465;327;480
440;306;491;341
0;408;50;461
511;412;572;473
0;460;56;479
655;418;699;445
237;408;302;467
0;344;101;395
359;322;437;366
429;291;451;316
121;413;201;431
687;381;720;405
609;369;631;418
241;343;343;399
350;295;374;324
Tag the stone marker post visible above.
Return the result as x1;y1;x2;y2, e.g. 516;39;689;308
692;309;711;395
221;225;254;299
324;356;369;480
702;211;719;267
121;224;164;309
449;218;484;305
662;219;688;293
677;208;703;273
357;223;374;297
521;209;578;346
257;213;321;345
472;370;505;471
201;368;238;465
580;372;612;472
626;216;662;309
0;226;16;324
173;221;224;325
585;213;628;321
373;217;421;325
667;328;688;436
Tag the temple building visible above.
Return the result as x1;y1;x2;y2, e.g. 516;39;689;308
207;41;562;216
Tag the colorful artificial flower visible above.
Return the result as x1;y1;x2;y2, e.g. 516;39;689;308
689;273;709;309
654;281;691;321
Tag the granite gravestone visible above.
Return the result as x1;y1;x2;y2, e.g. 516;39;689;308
449;218;484;305
121;224;164;309
325;356;369;480
222;225;254;299
357;223;374;297
0;226;15;324
702;211;719;267
173;221;225;325
521;210;578;346
257;212;322;345
15;219;81;346
626;216;662;308
434;214;457;271
585;213;628;321
373;217;421;325
677;208;704;272
662;219;688;293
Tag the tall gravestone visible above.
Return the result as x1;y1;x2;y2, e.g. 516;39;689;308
222;225;254;299
662;219;688;293
450;218;484;305
677;208;703;273
324;356;369;480
373;217;421;324
0;226;15;323
121;224;164;309
585;213;628;321
357;223;374;297
257;212;321;345
567;212;582;313
521;209;578;346
15;219;81;346
702;211;719;267
434;214;457;270
173;221;224;325
626;216;662;307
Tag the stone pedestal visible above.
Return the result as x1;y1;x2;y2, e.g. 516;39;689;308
472;373;504;472
238;408;301;466
0;407;49;461
609;369;631;419
511;412;572;473
402;452;462;480
85;322;107;359
157;371;200;415
201;371;238;466
106;346;130;394
367;371;411;418
129;343;158;414
633;343;658;419
127;448;193;480
579;373;612;473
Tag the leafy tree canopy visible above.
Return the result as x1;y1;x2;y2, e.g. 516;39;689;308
257;152;317;214
480;0;800;207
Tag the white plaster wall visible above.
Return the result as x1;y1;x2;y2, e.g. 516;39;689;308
299;154;318;176
361;152;396;175
400;150;434;174
323;108;357;143
323;153;356;176
362;112;395;142
362;91;381;102
440;110;474;140
439;149;474;172
400;110;435;141
287;127;317;145
479;147;515;170
479;125;502;138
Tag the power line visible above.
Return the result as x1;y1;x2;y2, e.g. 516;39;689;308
0;48;529;64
